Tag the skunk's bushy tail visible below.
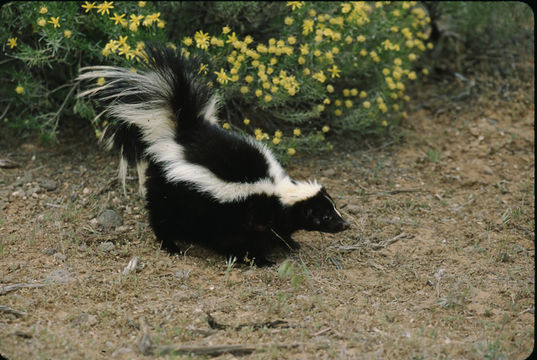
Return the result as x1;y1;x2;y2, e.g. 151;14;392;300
77;47;220;193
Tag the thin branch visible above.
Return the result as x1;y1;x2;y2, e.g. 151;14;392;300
0;283;46;296
0;305;27;317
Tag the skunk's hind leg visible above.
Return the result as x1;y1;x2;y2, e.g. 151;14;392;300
158;237;181;254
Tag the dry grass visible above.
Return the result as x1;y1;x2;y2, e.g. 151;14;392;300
1;55;534;359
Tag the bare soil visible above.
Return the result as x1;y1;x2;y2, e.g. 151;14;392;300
0;56;534;359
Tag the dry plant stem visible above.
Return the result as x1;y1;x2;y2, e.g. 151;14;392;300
0;305;27;317
0;283;46;296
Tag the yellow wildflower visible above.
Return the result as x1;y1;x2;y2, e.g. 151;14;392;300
272;137;281;145
357;35;366;42
287;36;297;45
15;85;24;94
284;17;293;25
293;128;301;136
326;84;334;93
327;65;340;78
345;100;353;108
110;13;126;25
48;16;60;28
350;88;358;96
138;1;146;7
302;19;314;35
226;32;238;44
341;3;351;13
243;118;250;125
286;1;304;11
130;14;144;26
214;68;230;85
81;2;96;13
322;125;330;133
359;91;367;98
117;35;128;46
422;68;429;75
240;86;249;94
381;120;388;126
222;26;231;34
37;17;46;26
96;1;114;15
183;37;193;46
287;148;296;156
408;71;417;80
39;6;48;14
334;109;342;116
6;37;17;49
222;123;231;130
363;101;371;109
194;30;210;50
264;94;272;102
96;77;106;86
312;71;326;83
63;30;72;38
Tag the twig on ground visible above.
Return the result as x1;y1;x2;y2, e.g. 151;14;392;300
44;203;66;208
0;158;20;168
97;177;117;195
312;327;332;336
0;305;27;317
137;315;299;357
355;188;424;196
157;343;300;357
0;283;46;296
136;317;153;355
370;233;413;250
122;256;139;276
206;312;290;330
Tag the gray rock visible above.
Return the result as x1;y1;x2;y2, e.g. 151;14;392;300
40;179;57;191
72;312;98;326
324;168;336;177
43;247;58;255
46;269;74;283
112;347;134;358
346;204;361;215
96;209;123;229
98;241;115;252
53;253;67;262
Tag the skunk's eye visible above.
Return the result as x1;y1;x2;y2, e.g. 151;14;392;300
322;214;331;222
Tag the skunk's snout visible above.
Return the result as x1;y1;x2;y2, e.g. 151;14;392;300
334;217;350;232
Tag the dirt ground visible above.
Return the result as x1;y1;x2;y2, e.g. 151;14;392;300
1;51;534;359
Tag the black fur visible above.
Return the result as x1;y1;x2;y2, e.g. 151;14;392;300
79;46;349;266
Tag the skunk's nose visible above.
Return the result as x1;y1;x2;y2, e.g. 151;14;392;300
341;218;350;230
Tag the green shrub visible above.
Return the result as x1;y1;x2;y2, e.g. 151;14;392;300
1;1;166;141
176;1;434;158
1;1;434;157
429;1;533;48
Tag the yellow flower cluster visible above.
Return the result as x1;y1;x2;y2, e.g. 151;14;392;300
177;1;432;147
101;37;145;61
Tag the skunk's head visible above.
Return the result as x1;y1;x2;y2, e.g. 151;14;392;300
292;187;350;233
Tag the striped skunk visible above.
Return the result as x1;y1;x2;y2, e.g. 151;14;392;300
78;46;349;266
